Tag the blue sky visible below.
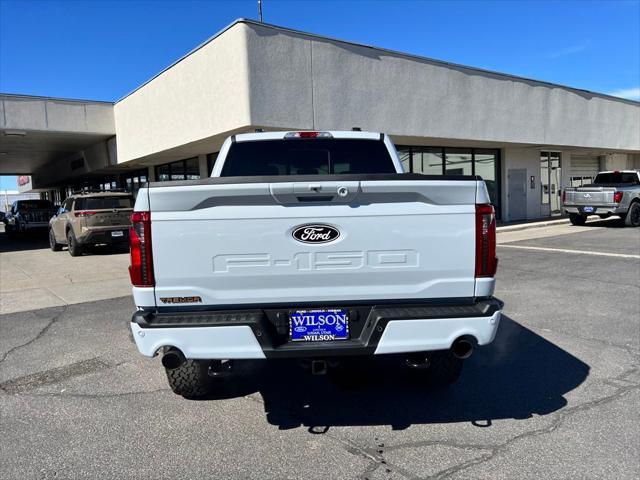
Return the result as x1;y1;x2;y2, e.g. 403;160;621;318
1;0;639;190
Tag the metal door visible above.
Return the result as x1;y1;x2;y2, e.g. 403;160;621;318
507;168;527;220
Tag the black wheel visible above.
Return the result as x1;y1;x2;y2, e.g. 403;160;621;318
624;202;640;227
423;351;463;386
67;229;82;256
165;359;213;398
5;224;16;236
569;213;587;226
49;229;62;251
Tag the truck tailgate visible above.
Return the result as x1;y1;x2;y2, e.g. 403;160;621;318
565;187;615;205
146;178;481;307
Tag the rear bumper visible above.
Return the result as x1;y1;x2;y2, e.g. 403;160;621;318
17;222;49;230
77;227;129;244
130;298;503;359
564;205;625;215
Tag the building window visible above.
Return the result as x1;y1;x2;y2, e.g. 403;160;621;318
474;149;498;209
396;145;501;217
155;158;200;182
570;176;594;187
445;148;473;176
416;148;444;175
207;153;218;177
122;168;148;196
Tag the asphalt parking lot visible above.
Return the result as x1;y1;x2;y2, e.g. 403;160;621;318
1;220;639;479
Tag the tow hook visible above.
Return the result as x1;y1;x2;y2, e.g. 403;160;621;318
311;360;328;375
207;359;234;377
405;354;430;369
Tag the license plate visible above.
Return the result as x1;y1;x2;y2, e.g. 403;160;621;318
289;309;349;342
583;206;594;213
111;230;124;237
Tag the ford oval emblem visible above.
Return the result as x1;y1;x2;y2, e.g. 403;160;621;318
292;224;340;244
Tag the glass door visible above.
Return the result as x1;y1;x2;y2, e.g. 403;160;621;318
540;152;562;216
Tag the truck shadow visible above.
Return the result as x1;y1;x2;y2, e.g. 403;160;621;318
584;217;626;228
202;315;590;430
0;230;50;252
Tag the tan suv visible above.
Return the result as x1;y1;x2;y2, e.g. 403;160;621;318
49;191;133;256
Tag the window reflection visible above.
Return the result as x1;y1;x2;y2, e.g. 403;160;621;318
415;148;444;175
475;149;497;206
396;145;500;217
445;148;473;176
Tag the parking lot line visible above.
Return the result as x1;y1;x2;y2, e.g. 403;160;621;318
497;244;640;259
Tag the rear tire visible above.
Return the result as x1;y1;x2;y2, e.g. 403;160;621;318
624;202;640;227
67;229;82;256
165;359;213;398
569;213;587;226
49;229;62;251
424;351;463;386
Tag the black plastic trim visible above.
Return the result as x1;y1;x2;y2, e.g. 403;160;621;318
131;298;502;359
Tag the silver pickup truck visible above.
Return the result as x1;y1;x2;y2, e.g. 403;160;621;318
563;170;640;227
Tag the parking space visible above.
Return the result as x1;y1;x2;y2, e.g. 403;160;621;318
0;223;639;479
0;225;131;314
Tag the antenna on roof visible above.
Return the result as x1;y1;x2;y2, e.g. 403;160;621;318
258;0;263;22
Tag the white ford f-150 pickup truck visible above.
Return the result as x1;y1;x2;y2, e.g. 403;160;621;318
129;131;503;397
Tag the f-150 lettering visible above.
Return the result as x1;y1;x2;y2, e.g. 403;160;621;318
213;250;419;272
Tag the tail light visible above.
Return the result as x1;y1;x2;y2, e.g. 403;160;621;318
613;191;623;203
561;190;566;204
475;204;498;278
129;211;154;287
74;210;97;217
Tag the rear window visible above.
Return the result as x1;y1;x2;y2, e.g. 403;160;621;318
75;196;133;210
593;172;639;185
17;200;54;210
221;139;396;176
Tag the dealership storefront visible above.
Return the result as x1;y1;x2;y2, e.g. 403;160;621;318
2;19;639;221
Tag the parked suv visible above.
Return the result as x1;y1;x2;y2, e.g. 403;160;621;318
49;191;133;256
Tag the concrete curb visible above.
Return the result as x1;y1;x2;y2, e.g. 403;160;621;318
497;215;601;233
497;218;571;233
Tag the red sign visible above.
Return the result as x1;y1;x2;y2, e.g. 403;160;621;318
17;176;31;186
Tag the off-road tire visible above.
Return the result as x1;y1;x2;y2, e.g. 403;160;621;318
165;359;213;398
624;202;640;227
49;229;62;251
425;351;463;386
569;213;587;226
67;229;82;256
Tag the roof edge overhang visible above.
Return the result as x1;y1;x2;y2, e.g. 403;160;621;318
117;18;640;107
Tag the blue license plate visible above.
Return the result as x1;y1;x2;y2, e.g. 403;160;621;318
583;206;594;213
290;309;350;342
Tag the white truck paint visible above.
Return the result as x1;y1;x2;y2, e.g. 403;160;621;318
128;131;502;396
